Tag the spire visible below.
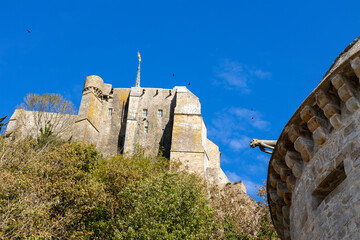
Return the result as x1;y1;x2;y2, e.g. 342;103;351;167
135;51;141;87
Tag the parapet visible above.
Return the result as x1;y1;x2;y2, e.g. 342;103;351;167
83;75;104;98
173;86;201;115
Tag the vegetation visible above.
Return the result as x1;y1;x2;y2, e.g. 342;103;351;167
1;93;278;239
209;182;278;240
0;115;8;134
0;137;279;239
0;139;218;239
17;93;76;140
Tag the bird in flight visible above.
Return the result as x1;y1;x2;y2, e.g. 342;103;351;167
188;82;191;86
172;73;175;77
26;29;31;33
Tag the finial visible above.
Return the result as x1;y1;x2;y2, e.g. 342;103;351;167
135;51;141;87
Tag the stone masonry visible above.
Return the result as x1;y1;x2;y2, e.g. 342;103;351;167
267;37;360;239
7;75;230;186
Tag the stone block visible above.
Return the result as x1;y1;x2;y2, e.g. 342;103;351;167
307;116;326;132
277;181;290;199
294;137;314;162
286;175;297;191
350;56;360;79
312;127;327;145
338;84;354;102
300;105;316;122
272;158;287;175
280;167;293;182
343;122;357;138
329;114;342;129
323;103;340;118
269;189;285;205
270;171;282;188
331;74;345;90
277;142;289;157
288;124;308;143
316;89;332;108
345;97;360;113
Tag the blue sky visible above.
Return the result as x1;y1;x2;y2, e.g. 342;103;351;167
1;0;360;197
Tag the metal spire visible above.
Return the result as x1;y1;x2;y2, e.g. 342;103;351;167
135;51;141;87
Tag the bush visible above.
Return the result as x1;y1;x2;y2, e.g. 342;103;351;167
0;140;109;239
116;172;216;239
0;139;218;239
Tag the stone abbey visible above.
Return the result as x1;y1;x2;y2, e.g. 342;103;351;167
7;62;230;186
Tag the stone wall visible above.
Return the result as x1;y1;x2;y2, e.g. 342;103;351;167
7;109;76;140
7;76;230;186
267;37;360;239
124;87;176;157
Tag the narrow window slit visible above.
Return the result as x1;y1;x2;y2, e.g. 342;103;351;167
144;121;149;133
108;108;113;116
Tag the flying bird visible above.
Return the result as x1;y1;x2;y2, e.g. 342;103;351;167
26;29;31;33
172;73;175;77
188;82;191;86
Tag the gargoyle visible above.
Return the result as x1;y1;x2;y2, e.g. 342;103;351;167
250;138;277;154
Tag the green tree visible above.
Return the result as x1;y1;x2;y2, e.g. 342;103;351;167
0;140;218;239
115;172;217;239
17;93;76;143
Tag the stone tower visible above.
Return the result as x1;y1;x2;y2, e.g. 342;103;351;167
267;37;360;239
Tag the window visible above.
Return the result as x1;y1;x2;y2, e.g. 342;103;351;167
162;129;164;134
108;108;113;116
312;161;346;208
145;121;149;133
143;109;148;117
158;109;163;117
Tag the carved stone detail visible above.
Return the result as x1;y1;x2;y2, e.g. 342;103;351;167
331;74;360;113
294;137;313;162
300;105;328;145
350;56;360;79
285;151;303;178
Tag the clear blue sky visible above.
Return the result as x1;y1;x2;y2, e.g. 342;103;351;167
1;0;360;196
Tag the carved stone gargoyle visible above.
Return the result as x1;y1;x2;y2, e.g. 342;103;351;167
250;138;277;154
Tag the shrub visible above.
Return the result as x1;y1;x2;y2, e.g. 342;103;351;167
0;140;218;239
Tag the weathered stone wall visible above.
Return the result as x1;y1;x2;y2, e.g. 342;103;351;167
123;87;176;157
96;88;130;155
207;139;221;169
7;109;76;140
267;37;360;240
291;110;360;239
6;76;230;187
74;75;130;155
170;87;206;175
